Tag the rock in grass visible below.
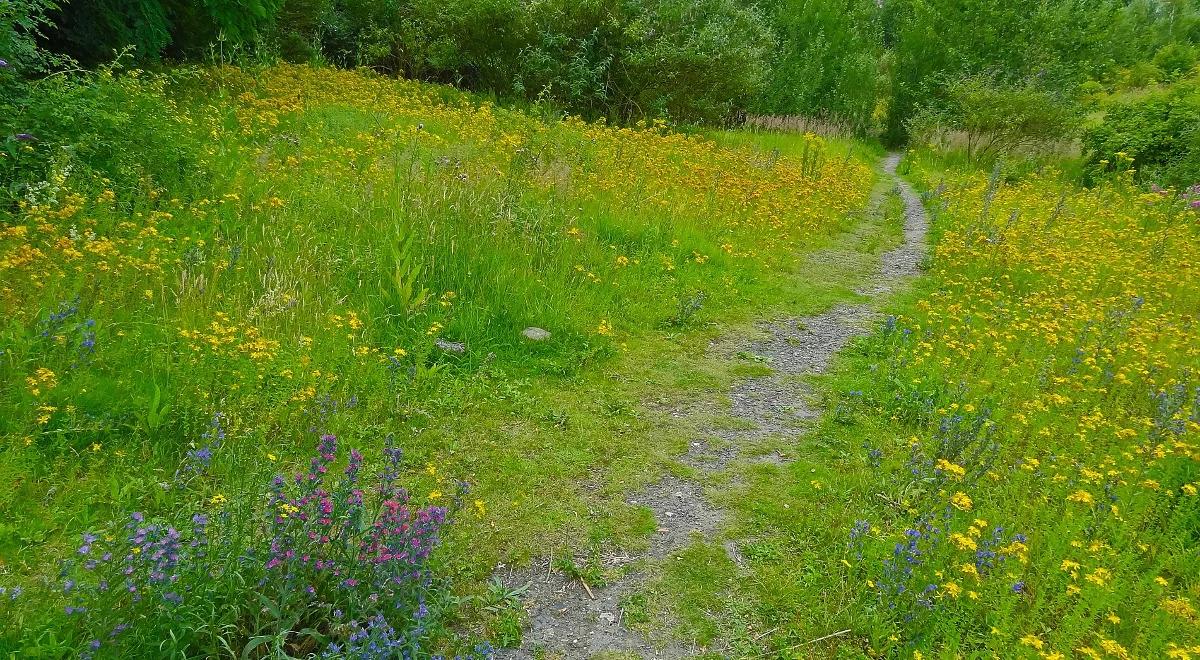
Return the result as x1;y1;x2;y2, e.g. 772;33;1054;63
434;338;466;354
522;326;551;341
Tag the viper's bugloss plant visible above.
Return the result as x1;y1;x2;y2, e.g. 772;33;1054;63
262;434;461;641
23;433;464;658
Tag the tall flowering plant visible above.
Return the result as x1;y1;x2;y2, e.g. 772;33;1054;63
24;433;465;657
55;511;212;658
263;434;457;638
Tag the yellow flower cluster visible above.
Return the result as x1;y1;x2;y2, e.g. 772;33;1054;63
883;156;1200;654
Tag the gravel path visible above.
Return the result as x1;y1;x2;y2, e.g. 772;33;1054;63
495;153;929;659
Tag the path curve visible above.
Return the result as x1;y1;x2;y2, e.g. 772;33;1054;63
496;153;928;659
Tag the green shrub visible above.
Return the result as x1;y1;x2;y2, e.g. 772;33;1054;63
1;0;72;73
0;62;208;206
909;75;1079;162
292;0;772;124
881;0;1195;144
512;0;621;114
1082;79;1200;188
310;0;524;82
1077;79;1105;108
45;0;172;64
1117;60;1164;90
1153;41;1198;79
44;0;283;63
616;0;773;123
272;0;332;63
751;0;883;133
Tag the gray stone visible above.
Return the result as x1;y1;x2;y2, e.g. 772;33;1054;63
434;338;465;354
522;326;551;341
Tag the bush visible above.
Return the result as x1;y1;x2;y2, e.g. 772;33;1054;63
1153;42;1198;79
1;0;72;73
511;0;621;115
44;0;172;64
0;62;207;207
616;0;773;123
1082;80;1200;188
881;0;1195;144
310;0;525;83
1117;60;1164;90
909;75;1079;162
751;0;883;134
294;0;772;124
1077;79;1105;108
273;0;333;63
45;0;283;63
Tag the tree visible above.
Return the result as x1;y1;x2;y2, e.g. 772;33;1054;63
752;0;884;133
44;0;284;63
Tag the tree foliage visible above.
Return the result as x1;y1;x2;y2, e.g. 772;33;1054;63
883;0;1200;144
1;0;72;72
1082;78;1200;187
751;0;884;133
43;0;284;63
279;0;773;123
909;76;1080;161
6;0;1200;134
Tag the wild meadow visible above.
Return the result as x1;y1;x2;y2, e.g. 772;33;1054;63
0;63;873;655
4;0;1200;657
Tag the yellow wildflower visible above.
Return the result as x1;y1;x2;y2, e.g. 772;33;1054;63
950;491;973;511
1020;634;1045;651
949;532;977;551
1066;490;1095;505
935;458;966;480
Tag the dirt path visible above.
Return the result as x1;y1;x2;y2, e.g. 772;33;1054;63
496;153;928;659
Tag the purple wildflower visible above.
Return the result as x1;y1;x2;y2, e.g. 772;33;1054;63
78;532;99;555
188;445;214;468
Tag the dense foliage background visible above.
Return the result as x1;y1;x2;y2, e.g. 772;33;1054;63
9;0;1199;137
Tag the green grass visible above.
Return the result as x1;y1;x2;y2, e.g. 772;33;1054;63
639;151;1200;658
0;63;878;655
9;58;1192;660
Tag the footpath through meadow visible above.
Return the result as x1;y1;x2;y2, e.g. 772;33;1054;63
496;154;929;658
